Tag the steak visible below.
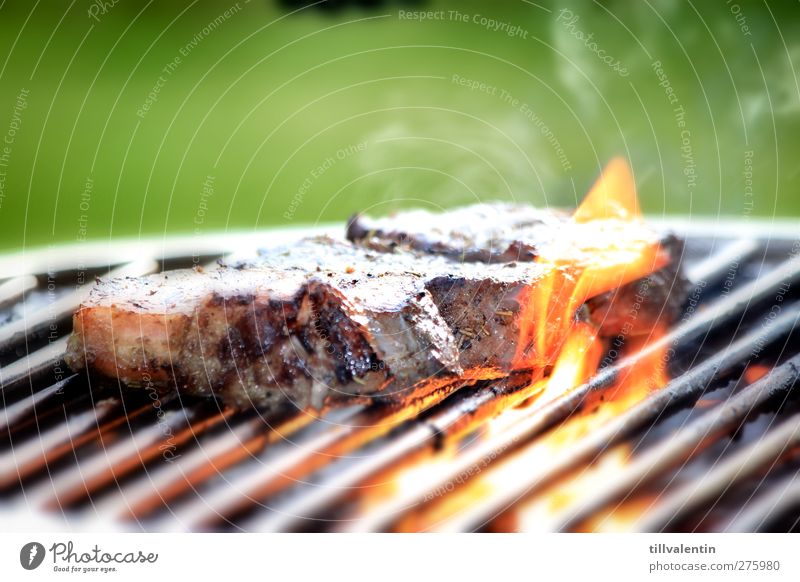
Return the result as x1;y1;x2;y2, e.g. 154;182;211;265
347;203;688;337
66;203;680;411
66;237;556;410
346;203;568;264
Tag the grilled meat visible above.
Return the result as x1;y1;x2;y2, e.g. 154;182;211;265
583;234;686;337
66;237;555;410
347;204;688;337
66;203;681;411
346;203;568;264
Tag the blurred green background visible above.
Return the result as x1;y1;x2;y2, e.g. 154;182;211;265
0;0;797;251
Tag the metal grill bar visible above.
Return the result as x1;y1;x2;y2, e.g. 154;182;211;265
0;275;37;307
724;472;800;532
630;412;800;532
684;238;759;285
0;337;69;391
0;374;76;433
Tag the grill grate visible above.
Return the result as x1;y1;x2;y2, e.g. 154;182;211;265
1;223;799;532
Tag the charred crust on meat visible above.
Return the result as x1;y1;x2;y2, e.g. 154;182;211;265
65;203;688;411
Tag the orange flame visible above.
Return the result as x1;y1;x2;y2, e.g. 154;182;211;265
511;326;671;532
578;324;670;433
515;158;668;368
572;157;641;223
539;322;603;402
489;322;602;436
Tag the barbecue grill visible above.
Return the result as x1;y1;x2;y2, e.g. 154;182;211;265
1;219;799;533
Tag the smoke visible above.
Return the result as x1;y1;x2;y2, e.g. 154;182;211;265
353;115;562;213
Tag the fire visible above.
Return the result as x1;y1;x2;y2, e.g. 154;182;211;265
510;327;671;532
488;322;602;436
515;158;669;367
539;322;603;402
572;157;641;222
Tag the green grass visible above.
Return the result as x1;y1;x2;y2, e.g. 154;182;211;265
0;0;798;251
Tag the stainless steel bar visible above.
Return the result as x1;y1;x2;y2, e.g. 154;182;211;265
0;336;69;389
684;238;759;286
631;413;800;532
0;259;157;350
0;374;76;432
0;275;37;307
345;303;800;532
724;471;800;532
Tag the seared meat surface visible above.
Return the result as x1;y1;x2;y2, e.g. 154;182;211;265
583;234;687;337
347;203;569;264
67;237;555;410
347;204;688;337
66;202;684;411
